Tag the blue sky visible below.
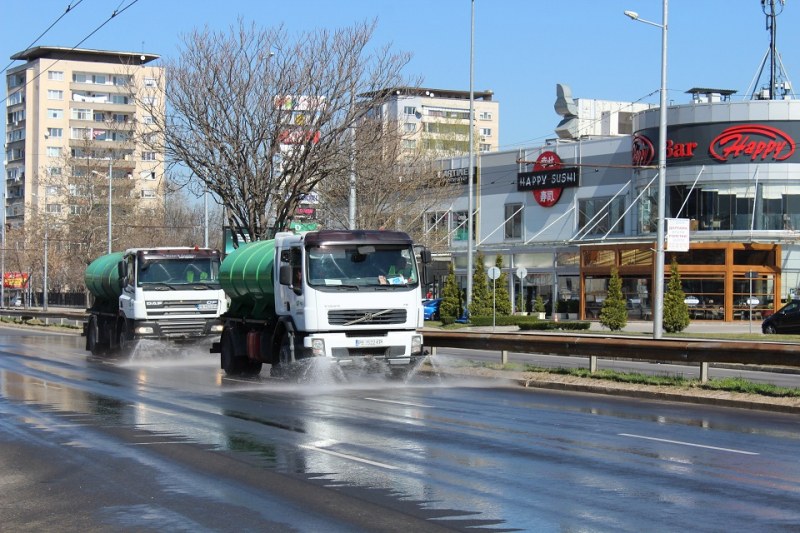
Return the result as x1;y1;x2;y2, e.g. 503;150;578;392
4;0;800;150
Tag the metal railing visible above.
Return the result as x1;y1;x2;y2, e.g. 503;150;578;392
423;330;800;383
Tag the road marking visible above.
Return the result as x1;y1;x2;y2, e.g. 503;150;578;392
363;397;431;408
619;433;759;455
300;441;398;469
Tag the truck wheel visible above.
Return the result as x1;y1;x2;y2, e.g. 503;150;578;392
117;320;139;356
220;332;244;375
270;331;294;378
86;318;106;356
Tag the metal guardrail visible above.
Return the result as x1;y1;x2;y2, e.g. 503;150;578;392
423;330;800;382
0;307;86;329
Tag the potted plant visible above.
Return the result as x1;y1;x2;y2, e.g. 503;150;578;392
533;294;546;319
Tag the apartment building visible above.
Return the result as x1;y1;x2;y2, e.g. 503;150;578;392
4;46;164;228
369;87;499;156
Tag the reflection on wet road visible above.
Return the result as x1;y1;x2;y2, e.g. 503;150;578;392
1;327;799;531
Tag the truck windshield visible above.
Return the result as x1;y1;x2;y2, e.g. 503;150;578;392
138;258;220;287
306;245;418;289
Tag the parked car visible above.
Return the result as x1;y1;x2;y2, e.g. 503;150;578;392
422;298;442;321
762;299;800;334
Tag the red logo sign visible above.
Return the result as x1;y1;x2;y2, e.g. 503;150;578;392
632;134;655;167
710;125;795;162
528;151;564;207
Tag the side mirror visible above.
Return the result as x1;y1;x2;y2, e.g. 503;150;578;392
419;248;432;264
117;261;128;287
279;264;292;286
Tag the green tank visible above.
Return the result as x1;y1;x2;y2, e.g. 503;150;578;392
84;252;125;304
219;240;277;315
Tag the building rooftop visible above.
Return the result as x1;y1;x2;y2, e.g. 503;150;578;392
364;87;495;101
10;46;159;65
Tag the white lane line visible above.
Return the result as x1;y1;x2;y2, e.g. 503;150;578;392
619;433;759;455
363;397;431;408
300;442;398;470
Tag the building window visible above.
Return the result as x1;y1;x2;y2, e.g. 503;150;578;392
114;75;131;86
403;106;417;116
47;90;63;100
479;127;492;137
70;205;87;215
72;108;91;120
47;108;63;119
142;115;154;124
142;151;157;161
111;94;129;105
479;111;492;120
479;143;491;152
504;203;523;239
46;128;63;138
141;96;157;105
47;70;64;81
140;189;156;199
46;147;61;157
7;91;23;105
113;113;128;123
143;77;157;87
579;196;626;236
46;203;62;214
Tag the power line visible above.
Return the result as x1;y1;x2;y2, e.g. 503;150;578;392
1;0;141;107
0;0;86;76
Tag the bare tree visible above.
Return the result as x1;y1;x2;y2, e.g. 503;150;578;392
313;114;454;247
137;19;418;243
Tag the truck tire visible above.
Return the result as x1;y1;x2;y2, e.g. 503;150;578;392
86;317;106;356
117;319;139;356
269;330;294;378
220;331;245;375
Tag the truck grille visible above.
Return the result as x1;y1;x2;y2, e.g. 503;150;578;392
158;319;210;338
146;299;219;317
328;308;407;326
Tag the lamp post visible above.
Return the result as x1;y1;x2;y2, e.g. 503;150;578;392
466;0;475;309
625;1;668;340
107;147;113;254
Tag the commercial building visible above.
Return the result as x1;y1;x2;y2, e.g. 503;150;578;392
435;86;800;322
4;46;164;229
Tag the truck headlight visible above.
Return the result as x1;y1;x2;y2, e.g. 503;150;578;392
210;324;224;333
311;338;325;357
411;335;423;355
135;326;154;335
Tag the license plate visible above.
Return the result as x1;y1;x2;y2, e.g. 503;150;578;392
355;338;384;347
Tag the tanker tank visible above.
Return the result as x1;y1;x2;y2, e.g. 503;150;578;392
219;240;277;317
84;252;125;306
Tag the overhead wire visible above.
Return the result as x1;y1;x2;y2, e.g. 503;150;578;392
1;0;141;107
0;0;86;76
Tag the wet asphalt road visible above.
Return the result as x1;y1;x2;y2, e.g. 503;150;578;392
1;326;800;532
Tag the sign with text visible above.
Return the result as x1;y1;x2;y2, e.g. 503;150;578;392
517;151;579;207
666;218;690;252
440;166;478;185
3;272;29;289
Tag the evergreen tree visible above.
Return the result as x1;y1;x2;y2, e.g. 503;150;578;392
663;258;691;333
600;268;628;331
533;294;546;316
492;255;512;316
468;252;492;317
440;262;462;319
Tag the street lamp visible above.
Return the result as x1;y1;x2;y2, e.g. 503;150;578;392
625;1;668;340
466;0;475;309
91;166;113;254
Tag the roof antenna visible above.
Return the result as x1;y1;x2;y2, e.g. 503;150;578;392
748;1;793;100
